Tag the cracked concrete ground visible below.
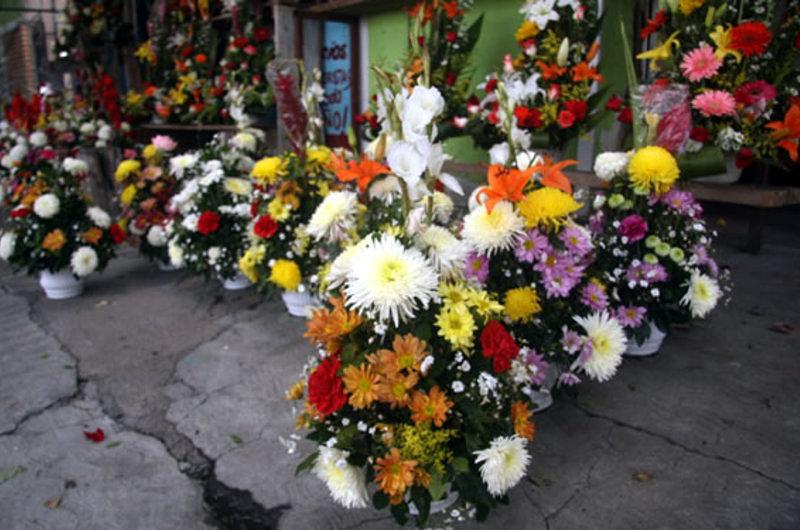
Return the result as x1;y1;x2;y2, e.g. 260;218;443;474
1;204;799;530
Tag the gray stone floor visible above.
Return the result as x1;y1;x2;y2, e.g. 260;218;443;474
1;205;799;530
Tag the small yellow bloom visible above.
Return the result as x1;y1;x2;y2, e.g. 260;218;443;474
115;159;141;182
515;20;539;42
168;88;188;106
467;289;504;317
504;287;541;323
120;184;138;206
134;40;155;63
267;198;291;222
238;245;265;283
269;259;302;291
305;146;332;174
251;156;288;184
709;25;741;62
628;146;680;195
435;302;475;349
678;0;705;16
142;144;160;163
636;31;681;70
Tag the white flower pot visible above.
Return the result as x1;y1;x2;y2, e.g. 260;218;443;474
694;154;742;184
625;321;667;357
408;489;459;517
39;269;84;300
222;273;252;290
281;290;320;318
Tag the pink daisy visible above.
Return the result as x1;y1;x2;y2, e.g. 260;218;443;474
692;90;737;118
680;44;722;82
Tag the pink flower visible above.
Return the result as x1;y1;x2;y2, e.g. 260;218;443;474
618;214;648;243
151;135;177;152
692;90;736;118
123;148;137;159
680;44;721;82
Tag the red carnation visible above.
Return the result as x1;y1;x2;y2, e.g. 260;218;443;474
197;211;221;235
254;215;278;239
514;106;543;128
446;31;458;43
735;147;754;169
617;107;633;124
109;223;126;245
690;126;710;143
480;320;520;374
557;109;576;129
253;27;271;42
605;94;624;112
233;36;249;49
618;214;648;243
83;428;105;443
10;207;30;218
307;355;347;417
730;21;772;58
563;100;588;122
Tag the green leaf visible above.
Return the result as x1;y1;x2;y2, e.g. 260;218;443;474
295;451;319;477
373;490;389;510
0;466;26;484
230;434;243;445
414;322;432;342
452;457;470;473
411;486;431;526
428;472;446;501
340;343;360;366
390;502;409;526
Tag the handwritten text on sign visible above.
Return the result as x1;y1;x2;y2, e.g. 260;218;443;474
322;21;352;145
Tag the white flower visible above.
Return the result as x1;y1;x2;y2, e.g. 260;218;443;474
229;131;257;151
307;191;359;243
29;131;48;147
63;157;89;176
170;153;199;178
79;122;96;135
33;193;60;218
97;124;113;141
344;233;439;326
415;226;468;279
313;447;368;509
146;225;167;247
556;37;570;67
368;175;401;203
520;0;559;30
431;191;454;223
86;206;111;228
462;201;524;256
515;149;542;169
574;311;627;382
387;140;429;188
207;246;221;265
182;213;199;232
594;152;630;181
0;231;16;260
168;240;185;267
681;270;721;318
327;239;369;290
489;143;510;165
474;435;530;497
70;246;98;277
401;85;444;140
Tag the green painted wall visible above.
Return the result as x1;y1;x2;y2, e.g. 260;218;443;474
0;0;22;25
365;10;408;97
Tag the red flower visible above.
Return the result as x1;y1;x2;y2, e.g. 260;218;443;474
109;223;126;245
730;21;772;57
690;126;710;143
795;32;800;50
514;106;543;128
194;54;207;64
485;78;498;93
253;27;271;42
735;147;754;169
446;31;458;43
617;107;633;124
83;428;105;443
618;214;648;242
179;46;193;58
466;95;481;113
445;71;457;87
197;211;221;235
605;94;624;112
557;109;576;128
233;36;249;49
307;355;347;417
640;9;667;40
254;215;278;239
480;320;520;374
418;36;425;46
10;207;30;218
734;80;777;106
563;100;588;122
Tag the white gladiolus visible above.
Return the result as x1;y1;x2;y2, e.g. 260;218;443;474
387;140;429;189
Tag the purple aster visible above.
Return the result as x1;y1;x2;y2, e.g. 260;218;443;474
515;229;550;263
588;210;605;235
558;372;581;387
655;189;702;218
525;348;550;386
580;281;609;311
559;225;593;257
464;251;489;284
542;269;580;298
691;244;719;276
576;339;594;365
561;328;583;354
615;305;647;328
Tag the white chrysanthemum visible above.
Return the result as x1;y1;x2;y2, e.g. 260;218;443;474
462;201;524;256
33;193;60;218
344;233;439;325
326;239;368;290
169;153;199;178
207;246;221;265
307;191;359;243
87;206;111;229
593;152;630;181
312;447;368;509
168;240;185;267
229;132;257;152
474;435;530;497
63;157;89;176
70;246;98;277
574;311;627;382
79;122;96;135
415;226;468;279
0;231;16;260
681;270;721;318
146;225;167;247
29;131;48;147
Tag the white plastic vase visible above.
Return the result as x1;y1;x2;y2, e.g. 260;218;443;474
625;321;667;357
281;290;320;318
222;273;252;290
39;269;84;300
408;488;458;517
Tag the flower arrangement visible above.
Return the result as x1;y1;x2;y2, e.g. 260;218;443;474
54;0;126;65
113;135;180;265
466;0;605;150
589;146;728;345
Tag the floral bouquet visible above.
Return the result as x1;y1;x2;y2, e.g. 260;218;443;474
589;146;727;348
114;135;180;266
466;0;605;150
165;130;263;283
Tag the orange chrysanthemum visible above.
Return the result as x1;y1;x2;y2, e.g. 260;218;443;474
369;334;429;377
41;229;66;252
536;60;567;80
82;227;103;245
477;164;535;213
376;372;419;409
342;363;380;409
374;448;417;503
409;386;453;427
531;155;576;195
328;153;389;193
305;296;363;352
511;401;536;441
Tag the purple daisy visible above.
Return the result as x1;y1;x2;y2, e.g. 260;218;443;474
561;328;583;354
580;281;609;311
515;228;550;263
525;348;550;387
616;305;647;328
559;225;593;257
558;372;581;387
464;251;489;284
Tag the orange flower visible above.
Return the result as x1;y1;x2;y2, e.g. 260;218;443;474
376;372;419;408
511;401;536;441
369;334;428;376
571;62;604;83
530;155;576;195
766;103;800;161
409;386;453;427
374;448;417;503
536;60;567;80
414;467;432;487
443;0;462;18
305;296;363;352
82;227;103;245
42;229;66;252
194;53;207;64
329;153;389;193
586;41;601;62
477;164;535;213
342;363;379;409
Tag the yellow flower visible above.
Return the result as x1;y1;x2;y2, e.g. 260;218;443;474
115;159;141;182
438;282;470;307
504;287;541;323
267;198;291;222
636;31;680;70
224;178;252;196
120;184;138;206
435;302;475;349
134;40;155;63
269;259;302;291
467;289;504;317
239;245;265;283
126;90;145;107
515;20;539;42
251;156;288;184
142;144;160;164
168;88;188;106
678;0;705;15
41;229;66;252
628;146;680;195
306;146;332;174
709;25;741;62
518;188;581;229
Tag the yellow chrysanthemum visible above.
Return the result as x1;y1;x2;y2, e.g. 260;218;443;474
115;159;141;182
515;20;539;42
269;259;302;291
467;289;504;317
678;0;705;15
709;25;742;62
517;188;581;229
306;146;332;175
267;198;291;222
120;184;138;206
142;144;160;163
504;287;541;323
251;156;288;184
224;178;252;196
239;245;266;283
435;302;475;349
627;146;680;195
438;282;470;307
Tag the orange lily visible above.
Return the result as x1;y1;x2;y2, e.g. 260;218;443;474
328;153;390;193
586;41;601;62
478;164;535;213
571;62;604;83
766;103;800;161
530;155;576;195
536;61;567;81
